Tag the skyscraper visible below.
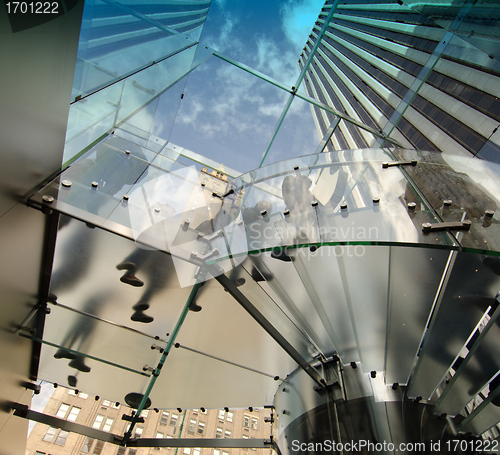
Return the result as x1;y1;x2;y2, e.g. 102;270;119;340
300;0;500;162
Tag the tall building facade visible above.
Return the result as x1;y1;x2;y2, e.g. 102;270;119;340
26;386;271;455
300;0;500;162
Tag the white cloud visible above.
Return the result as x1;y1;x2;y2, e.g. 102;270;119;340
255;38;298;86
280;0;325;55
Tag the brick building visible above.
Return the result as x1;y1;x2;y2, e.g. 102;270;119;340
26;387;273;455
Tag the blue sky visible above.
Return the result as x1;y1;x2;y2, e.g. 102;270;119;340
150;0;326;174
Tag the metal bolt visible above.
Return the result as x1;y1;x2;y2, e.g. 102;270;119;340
123;194;129;201
485;210;495;218
91;181;98;188
154;208;161;213
340;203;348;210
260;210;268;217
293;166;299;171
125;150;131;155
283;210;290;217
407;202;417;209
443;200;452;207
422;222;432;233
373;197;380;204
311;200;318;207
42;195;54;203
61;180;72;188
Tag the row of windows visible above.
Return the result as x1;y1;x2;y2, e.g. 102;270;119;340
312;60;369;147
316;45;382;130
426;70;500;121
395;117;440;151
411;94;488;154
306;67;352;149
330;15;440;54
326;21;424;77
323;30;408;99
335;8;437;27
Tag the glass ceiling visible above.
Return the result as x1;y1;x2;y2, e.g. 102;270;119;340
25;0;500;446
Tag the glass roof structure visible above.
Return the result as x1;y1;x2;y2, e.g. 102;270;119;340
7;0;500;452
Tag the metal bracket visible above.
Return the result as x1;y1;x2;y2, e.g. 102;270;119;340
422;220;471;233
382;160;417;169
313;380;340;393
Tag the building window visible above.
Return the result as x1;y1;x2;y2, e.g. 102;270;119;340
243;415;250;428
103;417;114;432
42;427;57;442
183;449;191;455
193;449;201;455
222;452;229;455
197;421;205;435
251;418;258;430
116;448;126;455
92;414;104;429
134;427;143;438
170;414;178;426
101;400;111;408
160;411;169;425
213;450;220;455
187;418;197;433
55;430;70;445
226;411;233;423
140;409;149;418
68;390;88;399
129;450;137;455
224;429;231;438
93;441;104;455
56;403;70;418
67;406;81;422
156;432;164;438
218;409;225;421
80;437;95;453
216;427;223;438
35;451;46;455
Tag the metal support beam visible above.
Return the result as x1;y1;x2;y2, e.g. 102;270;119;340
215;274;324;387
129;438;270;448
11;403;121;444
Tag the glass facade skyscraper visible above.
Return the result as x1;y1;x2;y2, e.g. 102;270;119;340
300;0;500;162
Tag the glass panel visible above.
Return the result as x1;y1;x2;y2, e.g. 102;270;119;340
39;142;151;224
408;251;500;399
394;150;500;254
174;274;303;380
434;303;500;416
42;303;163;375
73;0;207;97
38;343;150;406
260;95;323;167
222;260;322;360
167;56;290;174
461;391;500;435
65;45;199;164
149;344;284;408
48;216;192;337
385;247;451;384
337;246;390;372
